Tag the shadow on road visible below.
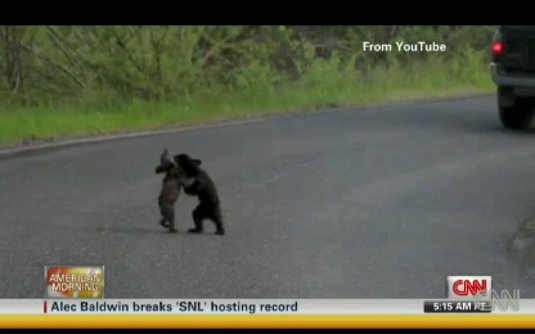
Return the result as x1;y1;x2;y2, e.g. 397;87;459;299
508;213;535;282
77;225;220;237
93;226;182;235
406;114;535;136
56;224;189;235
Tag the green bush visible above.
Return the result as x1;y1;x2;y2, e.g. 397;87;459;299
0;26;496;144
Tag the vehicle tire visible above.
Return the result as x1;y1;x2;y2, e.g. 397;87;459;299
498;93;535;130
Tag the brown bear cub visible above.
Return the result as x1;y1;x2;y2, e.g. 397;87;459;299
155;149;183;233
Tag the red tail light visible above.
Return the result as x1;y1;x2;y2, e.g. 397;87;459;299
492;41;503;54
492;29;503;55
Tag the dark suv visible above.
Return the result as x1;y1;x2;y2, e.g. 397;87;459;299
491;26;535;130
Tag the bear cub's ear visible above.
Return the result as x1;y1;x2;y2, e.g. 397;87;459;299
173;154;202;167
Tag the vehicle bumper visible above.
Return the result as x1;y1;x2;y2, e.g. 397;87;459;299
491;63;535;96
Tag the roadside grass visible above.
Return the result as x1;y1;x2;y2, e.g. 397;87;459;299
0;55;494;146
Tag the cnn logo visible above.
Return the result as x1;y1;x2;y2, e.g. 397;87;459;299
447;276;492;299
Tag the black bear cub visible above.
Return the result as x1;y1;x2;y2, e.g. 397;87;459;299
174;153;225;236
155;149;182;233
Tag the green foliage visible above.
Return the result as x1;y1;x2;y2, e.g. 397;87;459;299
0;26;496;144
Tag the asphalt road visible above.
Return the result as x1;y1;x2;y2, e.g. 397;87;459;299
2;94;535;299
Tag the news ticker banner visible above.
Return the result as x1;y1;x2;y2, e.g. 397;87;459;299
32;266;533;315
0;299;533;315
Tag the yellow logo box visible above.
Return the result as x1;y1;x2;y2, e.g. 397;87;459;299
45;266;105;299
